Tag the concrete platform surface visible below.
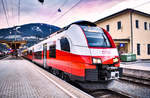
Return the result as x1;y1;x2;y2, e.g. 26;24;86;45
120;61;150;79
120;61;150;71
0;57;93;98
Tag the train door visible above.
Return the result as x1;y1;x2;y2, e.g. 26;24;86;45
60;37;71;76
43;43;47;68
32;48;34;60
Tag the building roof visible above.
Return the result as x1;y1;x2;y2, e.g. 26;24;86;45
113;39;130;41
95;8;150;23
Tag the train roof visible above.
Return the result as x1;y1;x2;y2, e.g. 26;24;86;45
70;20;97;26
26;21;97;50
56;20;97;34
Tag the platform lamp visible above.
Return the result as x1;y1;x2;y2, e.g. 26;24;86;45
13;26;21;50
13;26;21;41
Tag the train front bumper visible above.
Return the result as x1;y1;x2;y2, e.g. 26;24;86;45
85;65;123;81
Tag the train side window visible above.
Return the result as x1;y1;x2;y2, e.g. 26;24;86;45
27;51;29;55
60;38;70;52
39;51;42;59
30;50;32;55
34;51;42;59
49;45;56;58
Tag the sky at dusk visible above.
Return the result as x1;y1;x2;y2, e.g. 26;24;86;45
0;0;150;29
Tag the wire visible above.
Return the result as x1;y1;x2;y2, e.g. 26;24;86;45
57;0;68;12
1;0;9;26
4;0;13;27
51;0;81;24
47;0;68;23
18;0;21;25
59;0;68;10
133;1;150;8
47;0;69;34
4;0;9;18
11;0;14;26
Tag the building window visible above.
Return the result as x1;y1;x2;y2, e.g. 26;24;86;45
106;25;109;32
135;20;139;28
49;45;56;58
60;38;70;52
137;44;140;55
148;44;150;55
117;21;121;30
144;22;147;30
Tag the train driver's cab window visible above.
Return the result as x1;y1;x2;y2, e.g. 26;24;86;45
60;38;70;52
49;45;56;58
80;26;111;47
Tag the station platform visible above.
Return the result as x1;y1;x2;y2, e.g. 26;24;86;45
120;60;150;71
120;61;150;79
0;56;92;98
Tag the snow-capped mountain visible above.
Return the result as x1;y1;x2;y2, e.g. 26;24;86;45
0;23;61;49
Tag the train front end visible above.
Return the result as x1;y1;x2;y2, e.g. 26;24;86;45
80;25;122;81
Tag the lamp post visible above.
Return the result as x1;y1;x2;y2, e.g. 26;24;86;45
13;26;21;41
33;26;43;43
12;26;21;57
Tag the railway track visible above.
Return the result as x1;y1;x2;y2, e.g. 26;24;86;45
69;74;150;98
86;89;131;98
108;77;150;98
22;57;150;98
0;55;8;60
69;81;133;98
32;59;150;98
120;74;150;86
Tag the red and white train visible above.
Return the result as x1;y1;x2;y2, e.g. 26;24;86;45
23;21;122;82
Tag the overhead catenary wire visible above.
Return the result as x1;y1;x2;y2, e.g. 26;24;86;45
47;0;81;36
47;0;69;34
4;0;9;18
1;0;9;26
5;0;14;27
18;0;21;25
47;0;68;23
51;0;81;24
133;1;150;8
11;0;15;26
58;0;68;11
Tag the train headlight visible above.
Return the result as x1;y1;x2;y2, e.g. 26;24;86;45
92;58;102;64
113;58;119;63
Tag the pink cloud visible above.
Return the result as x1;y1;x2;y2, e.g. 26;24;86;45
0;0;131;29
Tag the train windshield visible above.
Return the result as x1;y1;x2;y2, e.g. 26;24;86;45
81;26;111;47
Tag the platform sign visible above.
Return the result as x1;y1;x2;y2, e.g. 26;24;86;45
120;43;125;47
8;48;12;51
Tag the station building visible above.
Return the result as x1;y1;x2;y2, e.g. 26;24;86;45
95;8;150;59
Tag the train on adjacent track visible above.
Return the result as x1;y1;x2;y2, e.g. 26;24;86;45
23;21;122;82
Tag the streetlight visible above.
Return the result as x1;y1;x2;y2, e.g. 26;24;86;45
13;26;21;41
32;26;43;43
12;26;21;57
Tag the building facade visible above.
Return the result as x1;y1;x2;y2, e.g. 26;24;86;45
95;9;150;59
